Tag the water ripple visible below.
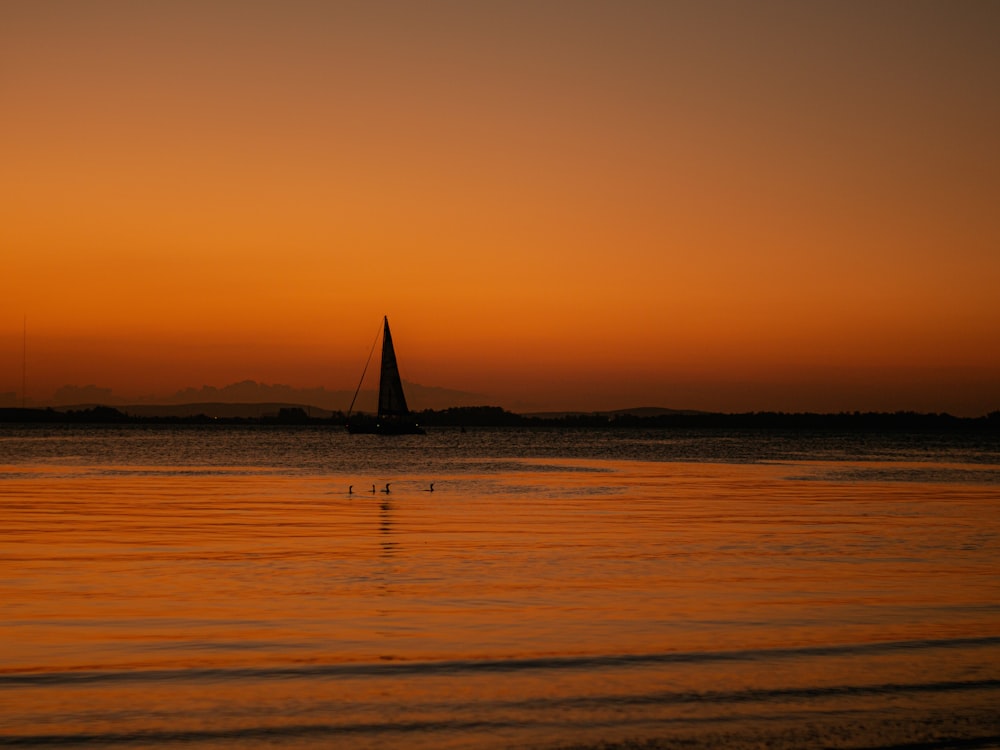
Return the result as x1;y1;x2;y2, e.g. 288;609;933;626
3;635;998;688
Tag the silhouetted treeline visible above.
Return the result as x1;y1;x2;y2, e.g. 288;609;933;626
0;406;327;425
0;406;137;423
414;406;523;427
484;408;1000;431
2;405;999;431
559;410;1000;431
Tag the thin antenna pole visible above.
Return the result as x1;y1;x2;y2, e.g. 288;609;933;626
21;315;27;408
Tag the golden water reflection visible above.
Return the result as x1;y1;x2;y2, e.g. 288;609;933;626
1;459;998;748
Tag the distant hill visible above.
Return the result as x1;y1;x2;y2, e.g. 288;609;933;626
44;379;488;413
120;402;336;419
522;406;708;418
606;406;710;417
148;380;486;412
49;403;707;423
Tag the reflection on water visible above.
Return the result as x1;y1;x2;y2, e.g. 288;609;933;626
0;428;998;748
380;499;396;558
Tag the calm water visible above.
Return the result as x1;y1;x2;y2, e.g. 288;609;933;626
1;426;999;749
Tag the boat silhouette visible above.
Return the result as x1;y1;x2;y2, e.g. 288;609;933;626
347;317;425;435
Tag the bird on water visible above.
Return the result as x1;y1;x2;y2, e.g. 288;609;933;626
382;483;391;494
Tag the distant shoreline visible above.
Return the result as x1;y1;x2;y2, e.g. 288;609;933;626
1;405;998;431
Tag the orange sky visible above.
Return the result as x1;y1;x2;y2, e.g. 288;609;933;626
2;1;999;414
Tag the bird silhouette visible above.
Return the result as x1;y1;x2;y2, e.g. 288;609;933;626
381;483;391;494
370;484;376;494
348;485;353;494
423;483;435;492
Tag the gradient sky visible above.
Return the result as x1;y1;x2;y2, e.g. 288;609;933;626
3;1;999;414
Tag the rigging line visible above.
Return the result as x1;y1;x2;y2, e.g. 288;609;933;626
346;319;383;419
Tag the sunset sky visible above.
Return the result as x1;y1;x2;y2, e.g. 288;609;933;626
3;1;999;414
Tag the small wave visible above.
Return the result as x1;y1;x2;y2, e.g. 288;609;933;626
3;635;998;688
1;687;999;748
0;466;283;480
520;677;1000;712
0;717;518;747
785;465;1000;485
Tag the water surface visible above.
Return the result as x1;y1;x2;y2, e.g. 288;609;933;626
1;427;998;748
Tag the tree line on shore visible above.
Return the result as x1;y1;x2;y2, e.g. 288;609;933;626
1;404;998;431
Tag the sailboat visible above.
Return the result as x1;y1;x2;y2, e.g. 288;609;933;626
346;317;425;435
